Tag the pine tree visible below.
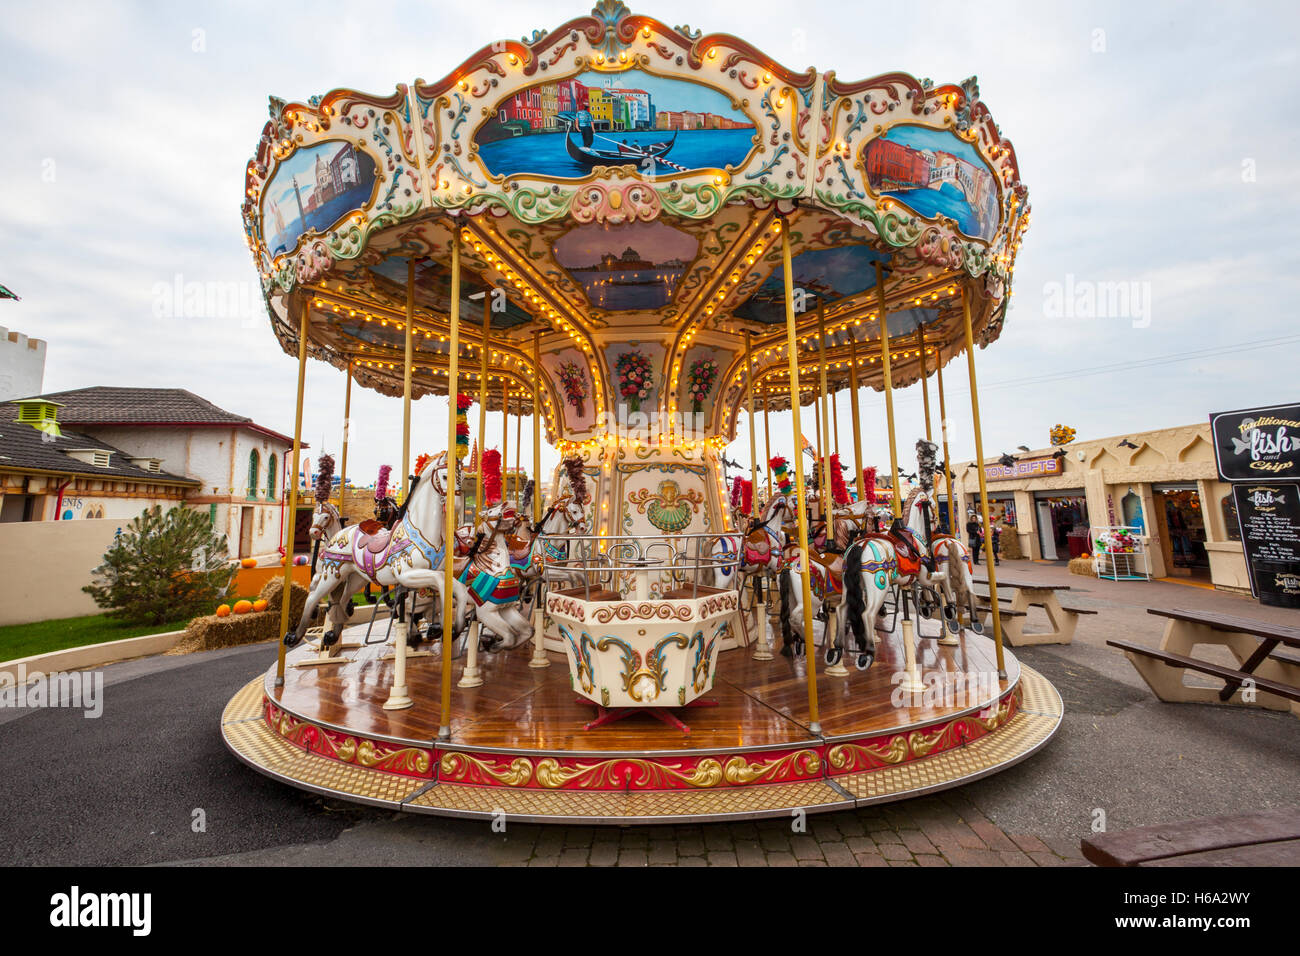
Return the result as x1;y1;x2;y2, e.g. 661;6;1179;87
83;506;237;625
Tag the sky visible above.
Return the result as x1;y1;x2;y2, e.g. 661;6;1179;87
2;0;1298;490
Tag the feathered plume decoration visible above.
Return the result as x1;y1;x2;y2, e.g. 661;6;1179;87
520;479;535;516
482;449;502;504
562;456;589;505
455;394;472;460
830;453;850;506
375;464;392;501
741;479;754;515
314;453;335;502
862;466;877;505
769;456;793;496
730;476;744;511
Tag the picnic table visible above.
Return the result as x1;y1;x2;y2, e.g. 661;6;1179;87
972;574;1096;646
1109;607;1300;717
1083;808;1300;866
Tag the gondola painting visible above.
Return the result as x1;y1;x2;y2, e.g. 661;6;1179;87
474;69;755;179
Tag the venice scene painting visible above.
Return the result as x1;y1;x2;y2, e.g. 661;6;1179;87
263;140;377;257
864;125;1000;240
474;69;756;178
554;220;699;311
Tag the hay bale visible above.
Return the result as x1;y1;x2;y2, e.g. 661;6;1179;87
170;579;309;654
1068;555;1097;578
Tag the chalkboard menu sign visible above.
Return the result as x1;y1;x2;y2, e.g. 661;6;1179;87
1233;482;1300;608
1210;403;1300;482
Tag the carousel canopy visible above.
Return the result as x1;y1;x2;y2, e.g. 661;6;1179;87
241;1;1029;446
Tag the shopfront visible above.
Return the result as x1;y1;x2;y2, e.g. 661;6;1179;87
952;421;1249;591
1033;491;1090;560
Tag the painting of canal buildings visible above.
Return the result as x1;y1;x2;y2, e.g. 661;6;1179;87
474;69;756;179
864;126;1000;241
554;220;699;311
263;141;377;257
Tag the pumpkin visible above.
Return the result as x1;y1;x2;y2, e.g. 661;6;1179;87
252;599;268;612
232;600;253;615
215;604;231;618
240;557;258;569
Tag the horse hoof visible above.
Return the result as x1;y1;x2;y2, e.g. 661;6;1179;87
825;647;842;666
946;617;961;636
855;651;874;671
283;631;301;648
942;604;956;621
345;600;356;619
322;629;339;648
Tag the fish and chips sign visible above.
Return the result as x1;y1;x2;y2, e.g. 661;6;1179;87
1210;402;1300;480
985;455;1063;482
1212;402;1300;607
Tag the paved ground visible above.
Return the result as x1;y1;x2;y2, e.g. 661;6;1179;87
1;559;1296;866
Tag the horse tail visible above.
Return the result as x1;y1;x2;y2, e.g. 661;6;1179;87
778;568;794;651
844;541;867;652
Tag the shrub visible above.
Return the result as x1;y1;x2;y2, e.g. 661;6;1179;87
83;506;237;625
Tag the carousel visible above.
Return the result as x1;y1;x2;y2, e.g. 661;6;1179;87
221;3;1063;824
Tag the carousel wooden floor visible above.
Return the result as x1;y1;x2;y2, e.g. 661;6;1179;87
267;618;1021;754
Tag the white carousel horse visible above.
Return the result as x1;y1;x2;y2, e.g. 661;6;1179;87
524;492;592;596
710;494;786;591
286;451;469;649
902;439;979;636
309;500;344;544
449;501;534;647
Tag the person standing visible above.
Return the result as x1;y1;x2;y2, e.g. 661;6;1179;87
966;512;983;564
991;519;1002;566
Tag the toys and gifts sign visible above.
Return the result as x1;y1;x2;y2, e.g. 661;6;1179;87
1232;482;1300;607
1210;402;1300;481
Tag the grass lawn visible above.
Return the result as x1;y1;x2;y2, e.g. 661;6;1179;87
0;613;191;663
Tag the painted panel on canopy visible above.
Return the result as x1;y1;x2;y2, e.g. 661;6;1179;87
554;220;699;312
734;245;890;325
863;125;1001;242
263;140;378;258
367;258;533;331
607;340;668;421
473;69;757;180
541;345;597;436
677;343;733;431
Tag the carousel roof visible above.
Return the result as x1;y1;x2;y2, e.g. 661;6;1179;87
240;2;1029;443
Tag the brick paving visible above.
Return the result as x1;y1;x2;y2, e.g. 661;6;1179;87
492;790;1089;867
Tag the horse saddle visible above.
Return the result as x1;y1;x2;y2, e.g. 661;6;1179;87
355;521;392;554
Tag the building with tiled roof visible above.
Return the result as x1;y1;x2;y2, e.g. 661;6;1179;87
2;387;305;558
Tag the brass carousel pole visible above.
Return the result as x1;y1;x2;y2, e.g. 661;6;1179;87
338;359;352;518
816;308;833;540
762;385;773;497
817;306;846;678
874;261;924;694
780;220;820;733
514;390;523;504
474;293;491;521
744;331;760;503
961;286;1007;680
529;327;549;669
436;242;462;735
385;259;418;712
917;323;933;442
274;297;311;687
936;354;957;535
847;331;865;503
831;385;840;459
501;378;509;505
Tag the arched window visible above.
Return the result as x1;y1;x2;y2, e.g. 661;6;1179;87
266;454;278;499
247;450;259;499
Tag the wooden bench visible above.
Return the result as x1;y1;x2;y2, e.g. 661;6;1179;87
1108;607;1300;716
1083;809;1300;866
971;577;1094;646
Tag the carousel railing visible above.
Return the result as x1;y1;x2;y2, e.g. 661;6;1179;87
541;531;741;603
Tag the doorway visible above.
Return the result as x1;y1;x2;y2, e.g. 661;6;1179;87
1153;484;1209;579
1035;492;1089;560
239;506;254;558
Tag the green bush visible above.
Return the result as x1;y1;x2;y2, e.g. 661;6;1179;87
83;506;237;625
